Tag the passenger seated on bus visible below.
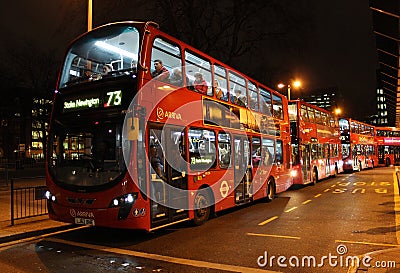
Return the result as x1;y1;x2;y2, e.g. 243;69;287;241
151;59;170;82
150;144;166;181
233;89;246;107
103;64;113;75
170;68;188;87
214;80;224;100
261;148;273;166
193;72;208;94
252;147;261;166
131;60;137;71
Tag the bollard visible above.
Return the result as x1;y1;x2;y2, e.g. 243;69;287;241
10;178;14;226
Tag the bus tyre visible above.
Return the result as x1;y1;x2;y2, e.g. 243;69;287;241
333;166;338;178
386;158;390;167
266;178;275;203
193;189;211;226
312;168;318;185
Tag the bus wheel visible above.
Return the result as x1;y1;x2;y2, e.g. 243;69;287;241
312;168;318;185
386;158;390;167
266;178;275;203
193;189;211;226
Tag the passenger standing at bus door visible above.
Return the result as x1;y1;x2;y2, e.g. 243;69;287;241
151;59;170;82
193;72;208;94
150;144;166;181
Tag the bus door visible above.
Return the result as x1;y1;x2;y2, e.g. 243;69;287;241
234;135;252;204
148;125;188;228
301;144;311;182
377;146;385;165
325;144;331;176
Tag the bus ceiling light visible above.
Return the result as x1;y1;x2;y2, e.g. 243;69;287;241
95;41;136;59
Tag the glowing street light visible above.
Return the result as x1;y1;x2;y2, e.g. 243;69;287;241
277;80;302;100
334;107;342;116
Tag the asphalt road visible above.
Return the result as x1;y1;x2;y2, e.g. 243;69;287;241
0;167;398;273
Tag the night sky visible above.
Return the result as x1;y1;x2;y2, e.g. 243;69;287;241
0;0;378;119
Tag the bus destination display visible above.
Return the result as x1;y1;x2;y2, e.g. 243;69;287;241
63;90;122;112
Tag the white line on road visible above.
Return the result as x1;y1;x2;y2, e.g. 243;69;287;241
46;237;281;273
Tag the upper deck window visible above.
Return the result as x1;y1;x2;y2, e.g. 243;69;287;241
229;72;247;107
151;38;182;85
59;25;139;88
185;51;212;96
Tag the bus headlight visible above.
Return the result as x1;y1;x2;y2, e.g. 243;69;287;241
109;193;138;208
45;190;57;203
290;170;298;177
347;160;353;165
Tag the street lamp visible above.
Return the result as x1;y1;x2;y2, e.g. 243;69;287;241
277;80;301;100
87;0;92;31
334;107;342;116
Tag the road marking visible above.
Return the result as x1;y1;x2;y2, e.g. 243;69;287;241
46;238;279;273
335;239;400;248
314;194;322;198
247;232;301;240
302;199;312;205
324;189;330;192
284;206;298;213
393;171;400;244
331;185;336;188
258;216;279;226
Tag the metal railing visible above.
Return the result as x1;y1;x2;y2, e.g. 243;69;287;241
10;177;47;226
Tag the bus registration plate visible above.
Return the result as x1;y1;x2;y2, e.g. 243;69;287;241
75;217;95;226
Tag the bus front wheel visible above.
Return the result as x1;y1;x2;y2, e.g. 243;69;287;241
266;178;275;203
193;189;211;226
312;168;318;185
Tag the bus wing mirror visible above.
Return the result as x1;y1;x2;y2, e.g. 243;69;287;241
126;117;139;140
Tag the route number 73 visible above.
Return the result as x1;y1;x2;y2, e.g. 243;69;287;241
106;90;122;106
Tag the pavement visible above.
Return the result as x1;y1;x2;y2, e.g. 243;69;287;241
0;167;399;272
0;167;73;244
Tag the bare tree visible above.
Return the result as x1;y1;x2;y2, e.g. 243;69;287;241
148;0;313;84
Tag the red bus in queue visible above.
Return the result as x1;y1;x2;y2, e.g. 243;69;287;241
339;118;378;171
45;21;293;231
375;127;400;166
288;100;343;185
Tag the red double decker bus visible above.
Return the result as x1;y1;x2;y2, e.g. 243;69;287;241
339;118;377;171
288;100;343;184
375;127;400;166
45;21;293;231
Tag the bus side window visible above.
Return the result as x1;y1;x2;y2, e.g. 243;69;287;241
151;37;182;84
213;64;228;101
218;132;231;168
229;71;247;107
185;51;212;96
